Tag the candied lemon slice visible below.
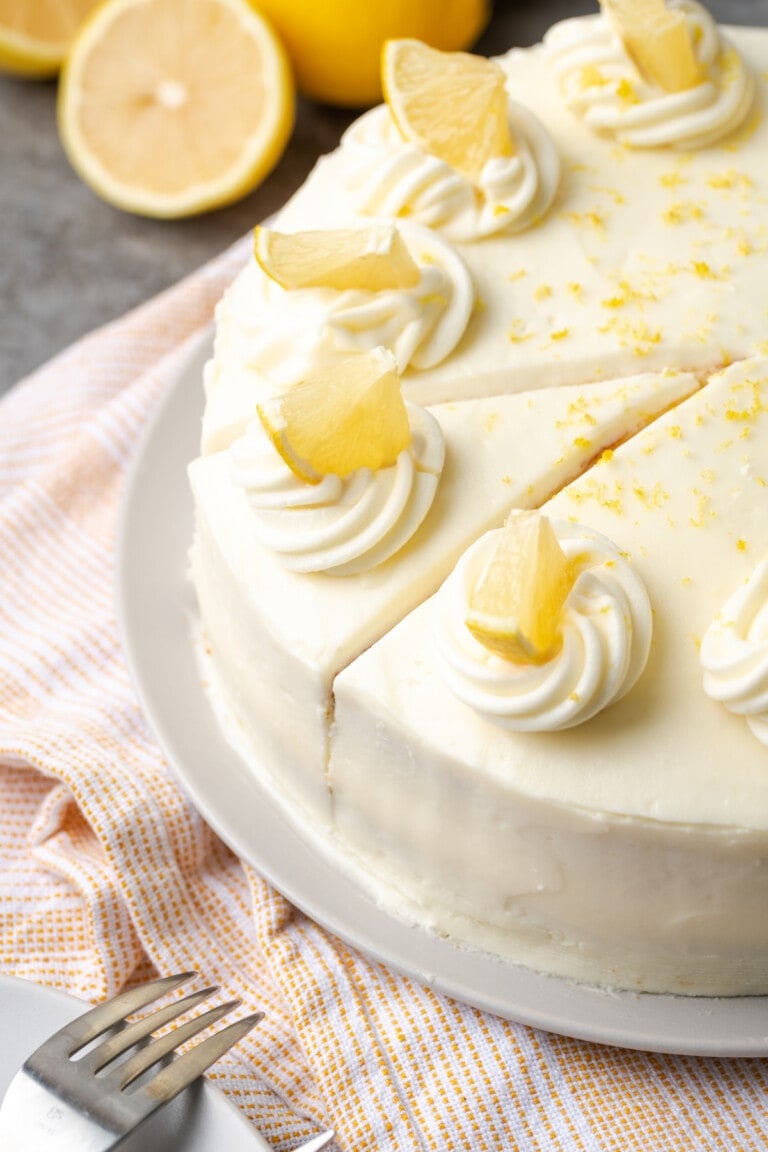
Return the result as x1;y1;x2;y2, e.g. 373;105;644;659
0;0;100;77
602;0;704;93
58;0;294;218
257;347;411;482
254;224;421;291
466;511;574;663
381;38;514;184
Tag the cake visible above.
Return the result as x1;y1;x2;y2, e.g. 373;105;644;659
189;2;768;996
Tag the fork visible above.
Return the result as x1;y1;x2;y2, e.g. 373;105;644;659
0;971;335;1152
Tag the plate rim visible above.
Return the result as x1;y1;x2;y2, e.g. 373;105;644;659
116;327;768;1058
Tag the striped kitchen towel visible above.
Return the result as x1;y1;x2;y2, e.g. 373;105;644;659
1;235;768;1152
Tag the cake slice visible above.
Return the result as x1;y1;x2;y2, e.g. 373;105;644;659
275;26;768;405
328;356;768;995
189;368;696;829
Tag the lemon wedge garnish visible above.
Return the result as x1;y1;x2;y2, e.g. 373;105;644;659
0;0;101;76
57;0;295;218
602;0;704;93
382;38;515;185
254;225;421;292
257;347;411;482
466;512;574;664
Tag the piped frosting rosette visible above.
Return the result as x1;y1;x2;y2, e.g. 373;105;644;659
700;557;768;747
210;222;473;392
544;0;754;148
339;101;560;242
435;521;652;731
229;402;444;576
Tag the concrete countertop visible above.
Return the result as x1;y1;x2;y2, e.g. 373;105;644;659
1;0;764;396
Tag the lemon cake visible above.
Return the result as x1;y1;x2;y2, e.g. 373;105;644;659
190;2;768;995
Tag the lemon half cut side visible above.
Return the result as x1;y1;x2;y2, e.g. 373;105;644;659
382;38;515;185
257;347;411;483
254;225;421;292
58;0;295;218
466;511;575;664
0;0;101;77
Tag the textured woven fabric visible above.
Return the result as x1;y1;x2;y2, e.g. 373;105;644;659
2;237;768;1152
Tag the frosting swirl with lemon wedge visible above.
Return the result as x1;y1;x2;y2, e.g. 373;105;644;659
338;40;560;241
544;0;754;149
700;557;768;747
435;519;652;731
229;348;445;575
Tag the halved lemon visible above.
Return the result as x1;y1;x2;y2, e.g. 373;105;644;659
466;511;574;664
603;0;704;93
58;0;295;218
254;224;421;292
382;38;514;185
0;0;101;78
257;347;411;482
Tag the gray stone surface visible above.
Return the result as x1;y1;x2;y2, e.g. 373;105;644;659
1;0;765;395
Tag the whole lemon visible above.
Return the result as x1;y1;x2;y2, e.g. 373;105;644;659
254;0;490;107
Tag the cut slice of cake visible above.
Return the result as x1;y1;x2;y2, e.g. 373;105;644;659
328;356;768;995
189;368;696;830
274;26;768;405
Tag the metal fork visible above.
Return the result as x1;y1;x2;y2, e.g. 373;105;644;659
0;971;335;1152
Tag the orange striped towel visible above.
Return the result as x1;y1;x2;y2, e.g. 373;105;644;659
2;238;768;1152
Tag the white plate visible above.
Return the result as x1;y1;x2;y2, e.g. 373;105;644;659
0;973;270;1150
117;329;768;1058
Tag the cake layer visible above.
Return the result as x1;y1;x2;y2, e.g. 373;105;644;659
272;27;768;407
329;357;768;994
190;369;696;829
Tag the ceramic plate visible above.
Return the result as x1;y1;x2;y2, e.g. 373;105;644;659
116;329;768;1058
0;973;270;1150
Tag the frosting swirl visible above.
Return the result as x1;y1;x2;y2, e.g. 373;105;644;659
700;557;768;747
435;522;652;731
339;102;560;242
229;403;444;576
213;222;473;391
544;0;754;149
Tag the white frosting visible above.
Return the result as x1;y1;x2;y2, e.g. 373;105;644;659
338;101;560;242
544;0;754;148
229;402;445;576
217;222;473;390
435;521;652;731
701;556;768;747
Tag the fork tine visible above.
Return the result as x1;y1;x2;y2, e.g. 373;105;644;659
82;986;219;1074
115;999;256;1089
54;972;198;1055
140;1011;263;1103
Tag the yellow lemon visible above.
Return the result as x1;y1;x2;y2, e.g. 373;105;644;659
0;0;101;78
466;511;574;664
602;0;704;93
257;348;410;482
252;0;490;107
254;224;421;292
58;0;295;218
382;38;514;185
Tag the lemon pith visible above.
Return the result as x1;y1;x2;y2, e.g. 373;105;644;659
382;38;514;185
257;348;411;482
57;0;295;218
466;512;575;664
254;225;421;291
602;0;704;93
